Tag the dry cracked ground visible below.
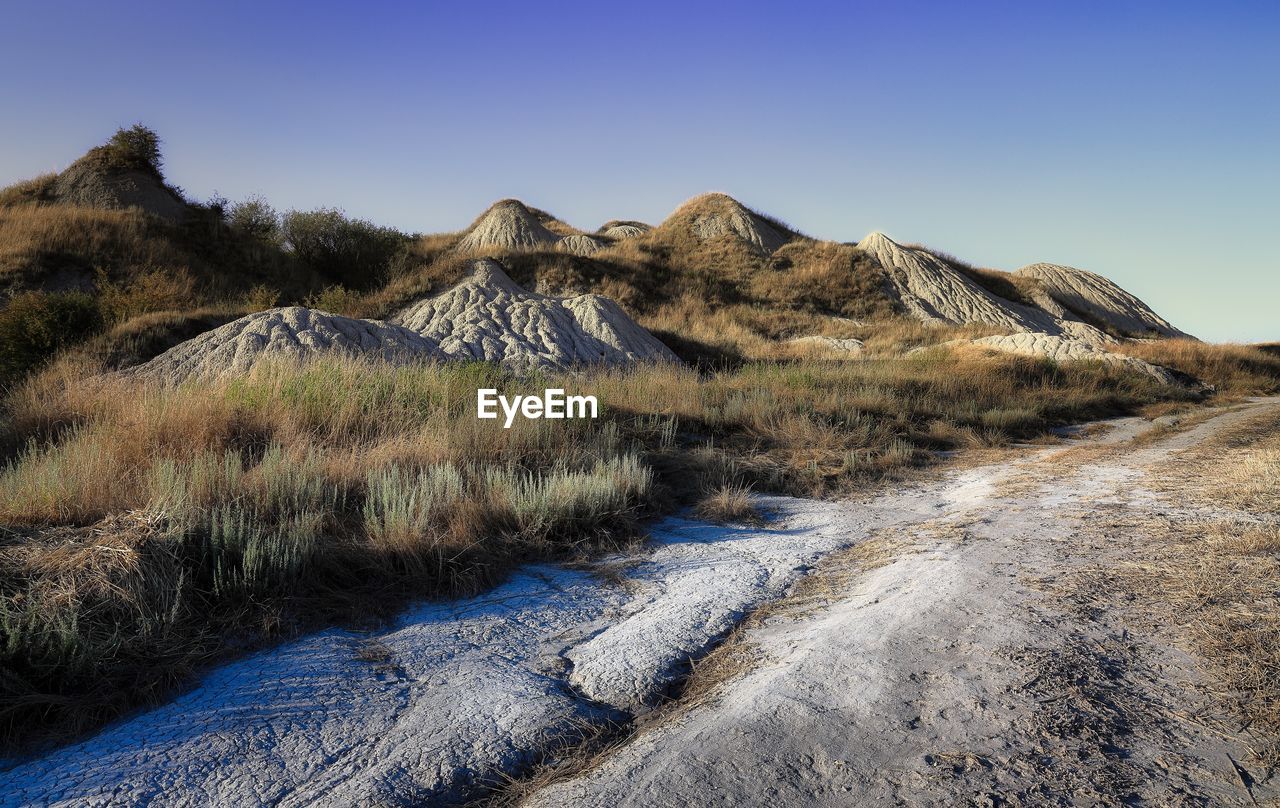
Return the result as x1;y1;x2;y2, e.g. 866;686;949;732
4;399;1278;807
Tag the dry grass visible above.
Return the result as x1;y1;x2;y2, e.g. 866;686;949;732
0;200;315;301
752;240;897;321
1099;407;1280;764
1181;414;1280;760
693;484;762;525
1115;526;1280;766
1114;339;1280;398
0;174;57;208
0;205;186;280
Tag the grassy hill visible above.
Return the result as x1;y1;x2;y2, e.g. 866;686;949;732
0;127;414;388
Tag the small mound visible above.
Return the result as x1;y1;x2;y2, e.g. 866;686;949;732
394;259;679;369
663;193;794;255
857;232;1107;342
558;234;608;257
455;199;560;253
944;333;1183;386
597;220;651;239
50;159;186;221
126;307;444;383
1014;263;1190;339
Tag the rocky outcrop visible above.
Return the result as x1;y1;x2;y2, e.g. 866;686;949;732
598;221;651;240
124;262;678;380
941;333;1184;385
50;161;186;221
857;233;1108;342
125;307;444;382
1014;263;1191;338
456;199;560;253
557;234;608;256
665;193;794;255
393;260;679;368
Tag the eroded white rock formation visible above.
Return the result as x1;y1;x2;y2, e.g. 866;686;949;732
598;222;650;240
670;193;793;255
557;233;608;256
393;260;679;368
1014;263;1190;338
455;199;560;253
942;333;1181;385
125;307;445;382
857;232;1107;342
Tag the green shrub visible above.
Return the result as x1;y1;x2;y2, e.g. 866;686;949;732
97;124;163;175
362;464;465;557
304;285;364;316
227;196;281;244
148;446;342;597
97;268;196;325
487;455;653;544
282;208;410;290
0;292;103;388
241;284;280;311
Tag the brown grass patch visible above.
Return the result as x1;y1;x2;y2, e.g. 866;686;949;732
1098;405;1280;765
1114;339;1280;398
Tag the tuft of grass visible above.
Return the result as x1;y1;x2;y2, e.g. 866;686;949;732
362;463;465;564
694;483;762;525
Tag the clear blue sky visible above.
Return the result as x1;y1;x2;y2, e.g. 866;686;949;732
1;1;1276;342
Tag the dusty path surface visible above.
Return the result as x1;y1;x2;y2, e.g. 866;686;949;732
523;399;1280;807
3;400;1276;806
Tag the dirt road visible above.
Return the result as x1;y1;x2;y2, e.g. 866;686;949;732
523;400;1280;807
4;400;1276;806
